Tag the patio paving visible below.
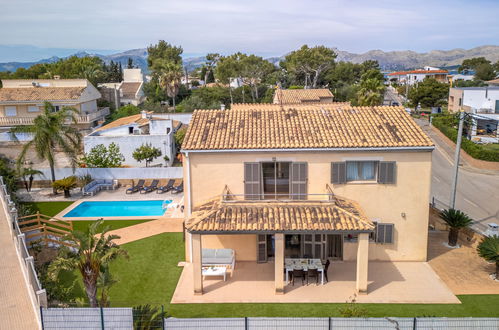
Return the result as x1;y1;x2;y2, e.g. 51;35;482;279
427;230;499;294
172;260;459;304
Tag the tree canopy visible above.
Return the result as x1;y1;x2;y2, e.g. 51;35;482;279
280;45;337;88
132;143;162;167
408;78;449;109
82;143;125;168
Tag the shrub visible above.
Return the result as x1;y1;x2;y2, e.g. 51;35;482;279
432;114;499;162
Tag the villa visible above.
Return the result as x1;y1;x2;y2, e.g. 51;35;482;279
177;104;441;301
0;78;109;131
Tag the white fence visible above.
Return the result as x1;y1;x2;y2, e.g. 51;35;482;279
40;313;499;330
0;177;47;326
34;167;183;181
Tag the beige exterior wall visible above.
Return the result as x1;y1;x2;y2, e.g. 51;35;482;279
185;149;432;262
448;88;463;113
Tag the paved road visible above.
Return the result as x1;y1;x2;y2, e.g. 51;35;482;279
384;86;405;105
417;119;499;233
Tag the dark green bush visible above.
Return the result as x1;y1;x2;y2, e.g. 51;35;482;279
432;115;499;162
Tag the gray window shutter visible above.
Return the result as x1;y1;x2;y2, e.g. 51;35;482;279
244;162;261;200
378;161;396;184
376;223;394;244
331;162;346;184
257;234;267;263
291;162;307;200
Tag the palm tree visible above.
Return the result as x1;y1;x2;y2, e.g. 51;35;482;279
18;167;43;192
11;102;82;194
439;208;473;247
48;220;127;307
153;59;183;111
477;235;499;280
357;78;385;106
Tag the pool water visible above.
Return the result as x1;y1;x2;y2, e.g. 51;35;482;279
63;200;172;218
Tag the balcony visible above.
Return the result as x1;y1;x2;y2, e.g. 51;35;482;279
0;107;110;127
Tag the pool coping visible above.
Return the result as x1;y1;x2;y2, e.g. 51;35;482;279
55;199;174;221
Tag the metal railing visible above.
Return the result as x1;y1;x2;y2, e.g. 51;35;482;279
0;107;110;126
0;176;47;310
222;192;335;202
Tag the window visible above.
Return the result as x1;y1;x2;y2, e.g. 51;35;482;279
4;106;17;117
374;223;394;244
128;127;134;134
458;98;462;106
346;161;377;182
262;162;290;199
28;105;39;112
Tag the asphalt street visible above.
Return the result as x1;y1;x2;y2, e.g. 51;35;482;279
417;119;499;233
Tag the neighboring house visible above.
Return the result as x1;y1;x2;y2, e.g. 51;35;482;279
387;66;448;85
181;105;433;296
486;78;499;86
99;68;145;107
84;110;180;167
449;87;499;142
0;79;109;131
273;88;334;104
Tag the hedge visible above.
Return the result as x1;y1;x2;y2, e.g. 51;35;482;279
432;115;499;162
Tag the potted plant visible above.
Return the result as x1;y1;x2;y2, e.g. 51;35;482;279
52;176;77;198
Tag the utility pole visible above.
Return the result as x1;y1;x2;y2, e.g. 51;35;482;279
450;110;465;209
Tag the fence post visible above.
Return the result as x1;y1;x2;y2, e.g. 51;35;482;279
100;306;105;330
329;317;332;330
245;317;248;330
37;289;48;308
413;317;417;330
161;305;165;330
40;306;44;330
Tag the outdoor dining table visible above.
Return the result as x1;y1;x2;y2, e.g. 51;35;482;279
284;258;325;285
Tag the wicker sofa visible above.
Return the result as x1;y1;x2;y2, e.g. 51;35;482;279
82;179;114;196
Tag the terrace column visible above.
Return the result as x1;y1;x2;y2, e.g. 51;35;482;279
356;233;369;294
192;233;203;295
274;233;285;294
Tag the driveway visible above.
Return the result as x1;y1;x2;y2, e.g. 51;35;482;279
417;119;499;233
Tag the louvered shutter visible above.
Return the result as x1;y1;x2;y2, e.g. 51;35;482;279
378;161;396;184
331;162;346;184
257;234;267;263
376;223;394;244
290;162;307;200
244;162;261;200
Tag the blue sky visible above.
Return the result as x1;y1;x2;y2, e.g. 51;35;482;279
1;0;498;60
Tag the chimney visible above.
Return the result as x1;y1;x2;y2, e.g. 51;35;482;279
141;110;147;119
221;104;226;111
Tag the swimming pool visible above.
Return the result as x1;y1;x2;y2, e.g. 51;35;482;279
63;200;172;218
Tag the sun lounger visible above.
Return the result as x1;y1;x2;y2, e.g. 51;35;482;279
156;179;175;194
126;179;145;194
171;181;183;194
140;179;159;194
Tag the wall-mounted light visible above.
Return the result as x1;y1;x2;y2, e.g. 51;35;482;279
401;212;406;218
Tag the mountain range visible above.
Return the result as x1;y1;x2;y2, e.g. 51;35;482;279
1;45;499;73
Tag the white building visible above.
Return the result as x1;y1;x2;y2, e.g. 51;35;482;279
84;111;181;167
99;68;145;107
387;67;448;85
448;87;499;143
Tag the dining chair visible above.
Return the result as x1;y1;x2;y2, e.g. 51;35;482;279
324;259;330;282
307;268;319;285
292;269;306;285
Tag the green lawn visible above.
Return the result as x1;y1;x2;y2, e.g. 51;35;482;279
22;201;73;216
482;143;499;153
58;232;499;317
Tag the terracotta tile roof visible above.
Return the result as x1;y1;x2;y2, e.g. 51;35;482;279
186;195;374;233
182;106;433;150
0;87;85;102
93;112;166;132
388;70;448;76
274;88;334;104
231;102;350;110
120;82;142;99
